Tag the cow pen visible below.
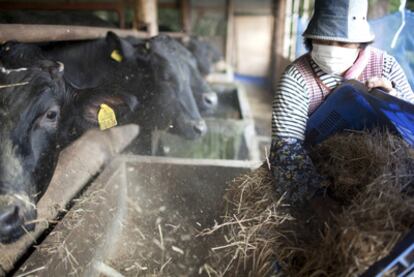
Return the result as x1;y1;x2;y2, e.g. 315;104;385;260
1;0;414;276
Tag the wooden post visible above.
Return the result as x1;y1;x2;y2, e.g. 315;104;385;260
282;0;292;59
289;0;300;61
134;0;158;37
225;0;234;67
302;0;311;19
271;0;289;91
180;0;191;34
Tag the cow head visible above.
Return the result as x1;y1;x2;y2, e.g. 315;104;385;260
142;35;207;139
183;36;223;77
189;62;218;113
0;62;68;243
171;38;218;113
57;32;143;145
60;86;139;146
0;41;46;69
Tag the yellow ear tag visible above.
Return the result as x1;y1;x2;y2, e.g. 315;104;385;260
98;104;118;130
110;50;123;62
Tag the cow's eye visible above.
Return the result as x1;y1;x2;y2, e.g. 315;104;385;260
46;111;58;121
38;105;61;129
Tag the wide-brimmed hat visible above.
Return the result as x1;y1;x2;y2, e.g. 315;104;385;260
303;0;375;43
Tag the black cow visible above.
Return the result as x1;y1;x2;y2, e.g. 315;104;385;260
126;35;218;113
131;35;208;142
181;36;223;77
47;33;206;142
1;33;207;148
0;62;69;243
155;35;218;113
0;41;46;69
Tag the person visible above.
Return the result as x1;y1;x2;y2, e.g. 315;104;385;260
270;0;414;205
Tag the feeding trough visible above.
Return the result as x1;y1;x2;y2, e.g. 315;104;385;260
14;156;259;276
153;82;260;161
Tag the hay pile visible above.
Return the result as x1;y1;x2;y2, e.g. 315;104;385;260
201;131;414;276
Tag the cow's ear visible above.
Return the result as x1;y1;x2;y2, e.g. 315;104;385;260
106;31;136;60
81;94;139;125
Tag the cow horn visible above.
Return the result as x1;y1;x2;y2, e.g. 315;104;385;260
56;61;64;72
182;36;190;44
0;67;28;75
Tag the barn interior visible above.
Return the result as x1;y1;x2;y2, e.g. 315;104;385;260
0;0;414;276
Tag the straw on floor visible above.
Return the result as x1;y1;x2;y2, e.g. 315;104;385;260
200;130;414;277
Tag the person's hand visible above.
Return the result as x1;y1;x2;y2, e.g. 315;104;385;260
366;77;396;95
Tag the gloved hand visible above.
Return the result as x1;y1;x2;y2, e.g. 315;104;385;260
269;137;328;205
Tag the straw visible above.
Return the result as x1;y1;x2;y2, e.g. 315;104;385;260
202;130;414;276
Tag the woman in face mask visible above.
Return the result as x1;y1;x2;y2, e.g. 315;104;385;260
270;0;414;206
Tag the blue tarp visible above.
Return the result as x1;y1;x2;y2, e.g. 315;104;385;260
370;10;414;90
295;10;414;90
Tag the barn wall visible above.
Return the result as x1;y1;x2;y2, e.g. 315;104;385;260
234;0;273;15
234;15;273;77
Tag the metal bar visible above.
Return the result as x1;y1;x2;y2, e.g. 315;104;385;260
0;24;149;43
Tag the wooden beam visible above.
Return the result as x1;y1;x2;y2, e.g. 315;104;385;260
180;0;191;34
0;2;123;11
0;1;126;28
159;2;179;9
159;31;188;39
271;0;289;90
0;24;149;43
134;0;158;37
225;0;234;67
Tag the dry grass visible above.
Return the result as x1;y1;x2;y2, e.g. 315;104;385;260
201;130;414;277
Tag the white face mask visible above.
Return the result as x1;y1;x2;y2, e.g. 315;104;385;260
311;44;360;75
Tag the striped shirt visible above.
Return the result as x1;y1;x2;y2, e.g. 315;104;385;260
272;51;414;141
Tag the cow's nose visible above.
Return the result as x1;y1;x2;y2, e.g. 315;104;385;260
0;205;19;225
202;92;218;108
193;120;207;136
0;202;36;243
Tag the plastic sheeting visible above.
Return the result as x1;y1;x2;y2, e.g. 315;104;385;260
370;10;414;90
295;10;414;91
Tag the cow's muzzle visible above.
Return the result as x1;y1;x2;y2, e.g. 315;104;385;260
202;91;218;110
0;193;37;244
